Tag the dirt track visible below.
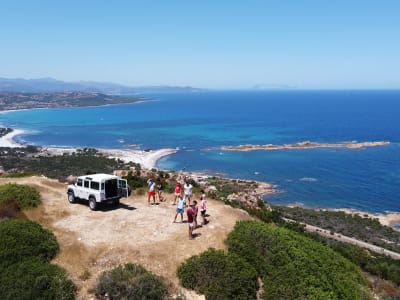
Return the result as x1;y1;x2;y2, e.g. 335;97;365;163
0;176;252;299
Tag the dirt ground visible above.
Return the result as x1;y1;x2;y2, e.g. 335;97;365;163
0;176;252;299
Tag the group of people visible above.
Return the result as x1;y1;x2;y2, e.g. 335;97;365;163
147;177;208;240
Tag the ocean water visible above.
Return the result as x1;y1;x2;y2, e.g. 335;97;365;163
1;90;399;213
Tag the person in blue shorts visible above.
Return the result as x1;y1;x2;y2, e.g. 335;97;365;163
173;196;186;223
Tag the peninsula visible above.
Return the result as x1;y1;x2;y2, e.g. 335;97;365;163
220;140;390;152
0;91;144;111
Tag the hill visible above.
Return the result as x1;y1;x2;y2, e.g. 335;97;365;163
0;77;204;94
0;92;143;111
0;176;252;299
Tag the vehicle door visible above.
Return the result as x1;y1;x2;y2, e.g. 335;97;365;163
83;179;91;200
118;179;129;197
75;178;84;198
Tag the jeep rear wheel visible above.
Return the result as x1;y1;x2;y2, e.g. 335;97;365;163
89;197;97;211
67;191;76;203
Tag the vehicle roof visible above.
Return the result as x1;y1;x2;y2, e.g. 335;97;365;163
77;173;120;181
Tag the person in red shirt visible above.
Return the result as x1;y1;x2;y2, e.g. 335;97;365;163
173;182;181;205
186;204;195;240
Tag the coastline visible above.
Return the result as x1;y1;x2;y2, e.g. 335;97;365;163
42;147;177;170
0;128;398;229
0;129;26;148
332;208;400;229
0;127;177;169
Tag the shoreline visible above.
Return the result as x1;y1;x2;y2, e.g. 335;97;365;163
0;127;177;169
332;208;400;229
0;128;399;229
42;147;178;170
0;128;26;148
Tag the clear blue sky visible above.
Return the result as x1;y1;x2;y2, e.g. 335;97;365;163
1;0;399;89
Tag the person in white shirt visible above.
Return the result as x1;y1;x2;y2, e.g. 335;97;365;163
200;190;208;225
183;179;193;205
147;178;156;205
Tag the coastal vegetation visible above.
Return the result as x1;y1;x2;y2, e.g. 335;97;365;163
177;248;258;300
0;147;138;178
0;183;41;209
0;127;12;137
226;220;372;300
179;220;372;299
276;206;400;253
0;219;76;299
94;263;169;300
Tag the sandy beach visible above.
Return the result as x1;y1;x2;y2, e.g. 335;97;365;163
0;128;177;169
0;129;26;148
42;147;177;170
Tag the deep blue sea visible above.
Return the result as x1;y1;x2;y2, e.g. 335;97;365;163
1;90;400;213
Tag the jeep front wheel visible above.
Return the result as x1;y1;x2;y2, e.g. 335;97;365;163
89;197;97;211
67;191;76;204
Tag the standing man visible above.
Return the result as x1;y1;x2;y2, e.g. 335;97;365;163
147;178;156;205
200;190;208;225
186;204;195;240
183;178;193;205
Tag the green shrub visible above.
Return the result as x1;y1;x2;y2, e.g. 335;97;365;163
0;218;59;267
124;172;147;189
0;257;76;300
226;221;372;300
95;263;169;300
177;248;258;300
0;183;41;209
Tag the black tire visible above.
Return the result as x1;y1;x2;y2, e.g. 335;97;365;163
67;191;76;204
89;197;97;211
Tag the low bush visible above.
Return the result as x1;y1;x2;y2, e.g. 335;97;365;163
0;183;41;209
0;218;59;267
0;257;76;300
177;248;258;300
226;220;372;300
124;171;147;189
95;263;169;300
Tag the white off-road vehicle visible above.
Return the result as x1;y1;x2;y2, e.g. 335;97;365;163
67;174;130;210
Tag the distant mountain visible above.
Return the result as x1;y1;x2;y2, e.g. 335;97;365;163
253;84;295;90
0;77;204;94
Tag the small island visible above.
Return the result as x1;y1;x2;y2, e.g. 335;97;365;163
220;140;390;151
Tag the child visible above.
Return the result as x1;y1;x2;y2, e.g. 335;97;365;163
173;196;185;223
200;190;208;225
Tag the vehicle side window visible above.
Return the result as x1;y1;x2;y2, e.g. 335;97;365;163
91;181;99;190
77;179;83;187
84;180;90;188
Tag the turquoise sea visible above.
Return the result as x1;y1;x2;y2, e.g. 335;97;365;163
1;90;400;213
